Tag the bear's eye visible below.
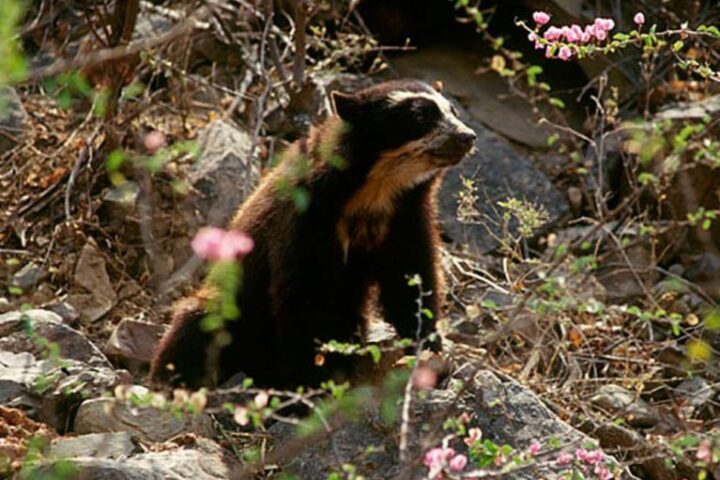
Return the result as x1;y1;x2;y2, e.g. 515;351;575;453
409;99;439;124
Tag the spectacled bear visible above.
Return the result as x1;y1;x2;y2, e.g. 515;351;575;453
150;80;476;389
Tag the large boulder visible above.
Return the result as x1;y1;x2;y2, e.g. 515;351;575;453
74;396;214;443
188;120;259;227
274;368;628;479
32;436;242;480
439;120;569;254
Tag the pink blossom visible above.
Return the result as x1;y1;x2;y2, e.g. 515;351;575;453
192;227;254;261
576;448;604;465
533;11;551;26
593;27;609;41
595;18;616;31
424;447;456;479
423;447;456;469
594;465;614;480
449;454;468;471
558;46;573;61
570;24;584;41
633;12;645;26
528;441;542;456
564;27;580;43
464;427;483;446
413;366;438;390
144;131;167;154
545;46;555;58
697;439;712;462
556;452;574;465
544;26;564;41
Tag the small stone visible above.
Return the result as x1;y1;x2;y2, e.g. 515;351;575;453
44;301;80;324
591;384;658;428
74;239;116;301
105;318;166;370
66;293;114;324
0;297;14;314
102;182;140;216
675;376;715;409
11;262;47;291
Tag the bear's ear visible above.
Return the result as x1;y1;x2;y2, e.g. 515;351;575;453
331;91;361;121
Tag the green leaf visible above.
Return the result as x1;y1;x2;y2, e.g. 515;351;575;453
705;309;720;330
366;345;381;364
549;97;565;109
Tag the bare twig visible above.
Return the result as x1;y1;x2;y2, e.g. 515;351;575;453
21;7;208;83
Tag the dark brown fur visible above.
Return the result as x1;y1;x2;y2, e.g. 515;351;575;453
150;80;475;388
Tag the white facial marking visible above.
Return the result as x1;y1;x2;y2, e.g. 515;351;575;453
387;89;475;138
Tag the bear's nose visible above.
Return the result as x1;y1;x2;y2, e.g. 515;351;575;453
458;131;477;145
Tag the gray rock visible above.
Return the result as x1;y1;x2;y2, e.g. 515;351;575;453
0;351;118;431
74;397;214;443
68;239;117;323
11;262;47;291
0;86;28;153
102;182;140;218
73;239;116;301
0;297;13;313
277;369;625;480
590;384;658;429
35;437;241;480
188;120;259;227
45;301;80;324
675;376;715;409
66;293;115;324
105;318;166;370
0;309;109;366
439;120;569;253
0;309;117;430
49;432;137;460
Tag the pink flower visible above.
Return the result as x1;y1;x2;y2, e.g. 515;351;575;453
585;24;597;39
543;26;563;41
576;448;604;465
558;46;573;61
424;447;456;479
464;427;483;446
593;27;609;41
545;46;554;58
423;447;456;469
449;454;468;471
594;465;614;480
697;439;712;462
528;441;542;456
533;11;551;26
564;27;580;43
191;227;254;261
595;18;616;31
144;131;167;154
633;12;645;26
570;24;584;41
556;452;574;465
413;366;438;390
